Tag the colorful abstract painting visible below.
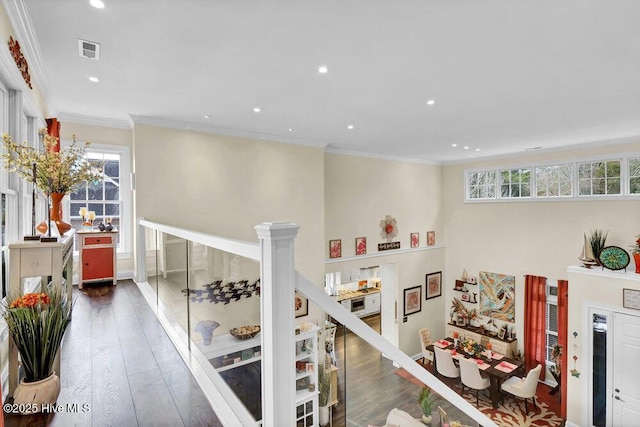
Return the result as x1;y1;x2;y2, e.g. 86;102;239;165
479;271;515;322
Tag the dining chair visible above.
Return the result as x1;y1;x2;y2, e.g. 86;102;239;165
437;406;448;427
418;328;433;366
458;356;490;406
500;363;542;413
434;347;460;379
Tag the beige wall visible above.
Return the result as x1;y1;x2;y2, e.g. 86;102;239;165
133;124;326;321
324;152;445;355
442;140;640;356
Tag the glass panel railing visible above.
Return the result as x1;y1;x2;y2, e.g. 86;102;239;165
190;246;262;421
139;223;262;424
157;232;190;348
335;319;479;427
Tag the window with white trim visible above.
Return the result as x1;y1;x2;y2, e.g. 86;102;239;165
578;160;621;196
535;164;572;197
66;144;131;253
546;282;559;366
468;170;496;199
629;158;640;195
500;168;531;198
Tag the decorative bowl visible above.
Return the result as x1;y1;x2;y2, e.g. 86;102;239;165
230;325;261;340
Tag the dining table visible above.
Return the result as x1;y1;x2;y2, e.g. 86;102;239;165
426;337;524;409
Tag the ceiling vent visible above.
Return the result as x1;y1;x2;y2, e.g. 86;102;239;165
78;39;100;60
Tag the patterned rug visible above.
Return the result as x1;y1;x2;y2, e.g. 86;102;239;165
395;368;565;427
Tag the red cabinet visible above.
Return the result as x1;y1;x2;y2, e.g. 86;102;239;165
78;231;117;288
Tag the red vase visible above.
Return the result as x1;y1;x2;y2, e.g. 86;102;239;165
36;193;72;235
634;253;640;274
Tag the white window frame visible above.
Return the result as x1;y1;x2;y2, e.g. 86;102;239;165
534;163;573;198
465;153;640;203
62;141;132;256
546;281;559;368
499;167;531;199
576;159;622;197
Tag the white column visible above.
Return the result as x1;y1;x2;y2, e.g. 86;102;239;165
255;222;300;427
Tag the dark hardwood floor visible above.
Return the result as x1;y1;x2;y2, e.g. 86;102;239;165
3;280;222;427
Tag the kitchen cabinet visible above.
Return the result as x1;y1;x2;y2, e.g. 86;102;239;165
340;299;351;311
77;230;117;288
364;293;380;315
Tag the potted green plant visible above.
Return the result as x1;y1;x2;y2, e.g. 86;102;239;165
589;229;608;265
3;288;73;413
418;387;436;424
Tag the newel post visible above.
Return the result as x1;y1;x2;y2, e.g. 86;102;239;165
255;222;300;427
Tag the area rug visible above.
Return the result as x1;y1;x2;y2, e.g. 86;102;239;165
395;368;564;427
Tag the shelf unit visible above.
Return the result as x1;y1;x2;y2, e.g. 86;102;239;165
206;333;262;372
295;325;319;427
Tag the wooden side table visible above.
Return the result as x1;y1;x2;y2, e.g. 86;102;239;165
8;230;75;395
77;230;118;288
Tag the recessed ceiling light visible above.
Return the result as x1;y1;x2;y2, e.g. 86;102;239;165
88;76;99;83
464;146;469;150
204;115;211;119
475;148;480;152
253;107;261;113
318;65;328;74
347;124;354;130
288;128;294;132
451;143;457;147
90;0;105;9
426;99;436;106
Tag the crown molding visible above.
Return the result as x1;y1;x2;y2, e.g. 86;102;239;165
57;112;132;129
128;114;328;149
2;0;50;107
324;146;441;165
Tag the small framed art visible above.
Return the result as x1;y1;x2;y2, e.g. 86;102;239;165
426;271;442;299
427;231;435;246
410;232;419;248
403;285;422;316
295;291;308;318
329;239;342;258
355;237;367;255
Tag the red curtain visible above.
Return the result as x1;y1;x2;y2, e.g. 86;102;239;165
46;118;60;152
557;279;568;418
524;274;546;380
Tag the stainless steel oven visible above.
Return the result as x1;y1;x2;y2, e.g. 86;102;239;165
351;296;365;315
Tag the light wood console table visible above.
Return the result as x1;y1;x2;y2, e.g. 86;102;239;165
7;229;75;395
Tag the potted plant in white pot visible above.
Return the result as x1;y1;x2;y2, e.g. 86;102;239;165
418;387;436;424
3;288;73;413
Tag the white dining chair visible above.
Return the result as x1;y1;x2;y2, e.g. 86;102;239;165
501;363;542;413
459;357;490;406
418;328;433;366
434;346;460;379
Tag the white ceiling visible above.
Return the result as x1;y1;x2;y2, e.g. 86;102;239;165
15;0;640;162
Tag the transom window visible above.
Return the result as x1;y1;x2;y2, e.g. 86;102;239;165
535;164;572;197
500;168;531;198
629;158;640;194
468;171;496;199
578;160;621;196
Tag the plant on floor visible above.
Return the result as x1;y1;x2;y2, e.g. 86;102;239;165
3;288;73;382
418;387;436;418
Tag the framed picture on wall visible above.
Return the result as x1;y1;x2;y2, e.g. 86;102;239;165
355;237;367;255
329;239;342;258
295;291;308;318
410;232;419;248
425;271;442;300
427;231;435;246
403;286;422;316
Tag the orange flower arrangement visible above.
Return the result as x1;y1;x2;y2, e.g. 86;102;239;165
10;292;50;309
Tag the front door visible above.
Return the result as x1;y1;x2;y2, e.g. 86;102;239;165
612;312;640;425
